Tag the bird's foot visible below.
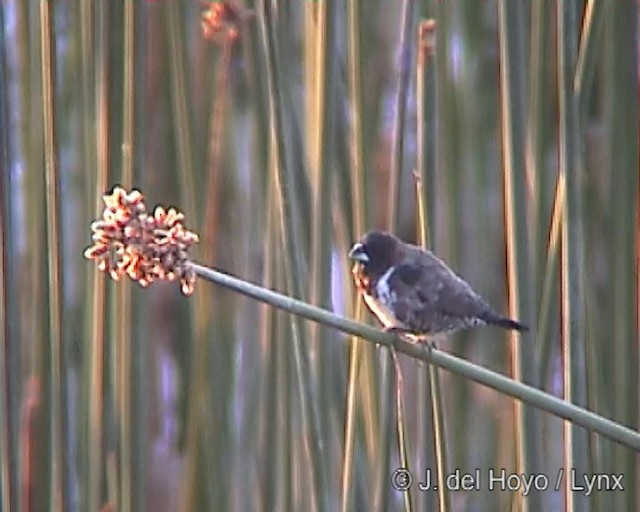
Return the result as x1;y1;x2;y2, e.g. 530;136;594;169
382;326;414;351
384;326;429;344
383;327;438;358
383;325;414;337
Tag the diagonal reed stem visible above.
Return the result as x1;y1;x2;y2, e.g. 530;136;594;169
188;261;640;452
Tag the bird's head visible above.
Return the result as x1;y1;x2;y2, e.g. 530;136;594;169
348;231;400;278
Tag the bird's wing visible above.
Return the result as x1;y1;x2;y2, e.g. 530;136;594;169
387;259;492;333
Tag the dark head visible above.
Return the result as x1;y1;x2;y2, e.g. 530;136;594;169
348;231;401;278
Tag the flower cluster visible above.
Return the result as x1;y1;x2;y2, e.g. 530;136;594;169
201;1;253;44
84;187;199;296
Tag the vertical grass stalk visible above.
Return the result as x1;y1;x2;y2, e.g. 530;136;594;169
165;5;216;510
527;0;555;397
342;0;380;508
0;4;18;508
415;19;444;512
378;1;419;508
391;351;412;512
259;1;329;507
259;184;280;510
605;2;639;510
558;1;591;510
536;175;564;387
117;3;136;510
309;0;336;398
40;1;65;508
199;29;234;512
497;2;541;511
415;172;449;512
574;0;604;118
528;0;550;318
388;0;418;233
87;3;110;510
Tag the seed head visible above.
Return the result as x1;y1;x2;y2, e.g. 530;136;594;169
84;186;199;295
201;1;253;44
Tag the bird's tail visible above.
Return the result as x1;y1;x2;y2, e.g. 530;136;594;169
483;313;529;332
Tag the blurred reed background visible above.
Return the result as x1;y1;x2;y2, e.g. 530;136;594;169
0;0;638;511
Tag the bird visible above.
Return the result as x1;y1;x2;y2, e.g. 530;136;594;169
348;230;528;340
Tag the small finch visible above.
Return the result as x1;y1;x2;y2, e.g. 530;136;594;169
349;231;528;340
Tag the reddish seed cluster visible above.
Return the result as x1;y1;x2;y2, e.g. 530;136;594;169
419;19;437;58
201;1;253;44
84;186;199;296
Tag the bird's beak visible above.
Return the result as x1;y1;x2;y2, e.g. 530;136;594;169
348;243;369;263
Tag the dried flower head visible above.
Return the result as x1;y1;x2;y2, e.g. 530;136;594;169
419;19;437;59
84;186;199;296
201;1;253;44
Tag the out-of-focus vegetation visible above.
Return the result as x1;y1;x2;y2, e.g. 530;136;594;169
0;1;637;511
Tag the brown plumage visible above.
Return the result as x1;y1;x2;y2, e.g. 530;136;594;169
349;231;528;339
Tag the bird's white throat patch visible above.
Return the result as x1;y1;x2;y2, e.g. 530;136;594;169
364;266;402;329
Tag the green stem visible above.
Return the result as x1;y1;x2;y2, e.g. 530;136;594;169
498;2;541;510
388;0;418;233
40;2;65;510
391;350;412;512
259;1;328;506
415;22;447;511
574;0;604;114
117;3;136;511
558;1;591;510
0;4;18;510
188;261;640;452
